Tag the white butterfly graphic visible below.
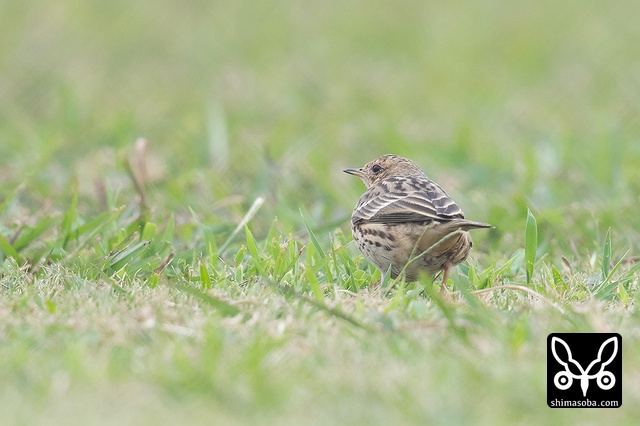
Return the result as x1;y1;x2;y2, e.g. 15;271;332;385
551;336;618;397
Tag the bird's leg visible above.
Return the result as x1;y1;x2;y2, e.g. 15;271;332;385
440;263;452;293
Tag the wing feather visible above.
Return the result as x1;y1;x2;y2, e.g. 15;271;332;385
353;176;465;224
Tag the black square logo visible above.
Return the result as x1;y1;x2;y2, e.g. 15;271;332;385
547;333;622;408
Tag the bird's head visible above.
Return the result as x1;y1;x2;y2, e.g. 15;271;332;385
343;154;425;188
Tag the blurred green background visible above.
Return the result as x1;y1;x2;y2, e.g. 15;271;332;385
1;1;640;425
3;0;639;233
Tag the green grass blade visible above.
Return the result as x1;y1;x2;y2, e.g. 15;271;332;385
0;233;23;264
602;227;612;281
594;249;634;300
188;207;218;262
525;209;538;284
12;217;57;251
199;259;212;290
61;189;79;248
106;240;150;272
305;267;325;301
245;226;266;276
300;210;336;285
162;214;175;242
218;196;265;254
551;266;567;293
141;221;157;241
300;210;326;259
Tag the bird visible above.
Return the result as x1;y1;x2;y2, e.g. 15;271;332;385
344;154;491;291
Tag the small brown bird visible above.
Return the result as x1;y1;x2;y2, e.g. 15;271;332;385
344;154;490;291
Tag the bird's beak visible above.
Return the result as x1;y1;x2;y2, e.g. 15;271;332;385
343;167;364;177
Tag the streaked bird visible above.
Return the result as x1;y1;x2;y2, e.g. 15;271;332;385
344;154;490;291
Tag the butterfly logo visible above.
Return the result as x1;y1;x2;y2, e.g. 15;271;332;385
551;336;618;397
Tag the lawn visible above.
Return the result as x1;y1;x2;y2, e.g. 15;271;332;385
1;1;639;425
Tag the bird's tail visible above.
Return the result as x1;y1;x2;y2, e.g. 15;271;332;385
452;219;492;231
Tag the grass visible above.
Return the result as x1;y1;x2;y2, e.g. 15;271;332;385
1;0;640;424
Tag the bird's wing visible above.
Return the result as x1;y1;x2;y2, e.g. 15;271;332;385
353;176;464;224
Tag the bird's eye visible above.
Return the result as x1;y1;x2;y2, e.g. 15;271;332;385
371;164;383;174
